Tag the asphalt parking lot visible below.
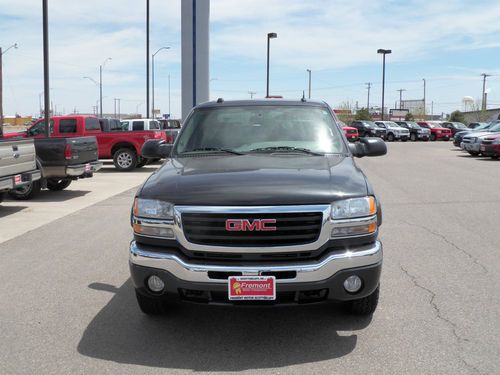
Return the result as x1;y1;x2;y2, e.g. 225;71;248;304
0;142;498;375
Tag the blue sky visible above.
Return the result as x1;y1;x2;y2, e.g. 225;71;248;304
1;0;500;118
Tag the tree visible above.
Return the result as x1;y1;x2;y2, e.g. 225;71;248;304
448;110;465;123
404;112;415;121
354;108;372;121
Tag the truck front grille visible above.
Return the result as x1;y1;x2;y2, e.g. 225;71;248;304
182;212;323;247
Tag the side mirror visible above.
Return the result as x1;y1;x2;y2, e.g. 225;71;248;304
349;137;387;158
142;139;173;159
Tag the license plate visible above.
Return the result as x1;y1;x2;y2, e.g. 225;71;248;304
14;174;22;185
228;276;276;301
84;163;92;172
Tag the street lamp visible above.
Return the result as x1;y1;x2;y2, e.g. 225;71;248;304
266;32;277;98
152;46;170;119
306;69;312;99
377;49;391;120
83;76;100;114
0;43;18;132
99;57;112;118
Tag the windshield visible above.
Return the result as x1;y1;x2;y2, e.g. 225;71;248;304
385;122;399;127
361;121;375;128
489;123;500;132
406;122;420;129
175;105;344;155
453;122;467;129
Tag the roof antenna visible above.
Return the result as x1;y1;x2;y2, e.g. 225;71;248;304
301;91;307;102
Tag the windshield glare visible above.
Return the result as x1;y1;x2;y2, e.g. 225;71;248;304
489;123;500;132
175;106;344;154
361;121;375;128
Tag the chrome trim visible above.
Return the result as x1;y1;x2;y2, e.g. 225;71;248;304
90;161;103;172
132;205;378;253
66;165;86;176
130;240;383;284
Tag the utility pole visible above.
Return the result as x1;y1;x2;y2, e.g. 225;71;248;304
422;78;426;120
248;91;257;99
365;82;372;110
42;0;50;136
431;101;434;117
117;98;121;119
306;69;312;99
481;73;491;111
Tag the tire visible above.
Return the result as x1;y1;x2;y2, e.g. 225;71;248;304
135;291;167;315
113;148;137;171
136;157;148;168
492;155;499;160
387;133;395;142
46;178;72;191
410;133;417;142
345;285;379;315
443;137;450;141
0;192;4;203
8;180;41;200
401;137;408;142
469;151;479;156
430;134;436;141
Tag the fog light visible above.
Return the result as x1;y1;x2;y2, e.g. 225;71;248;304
133;224;174;238
147;275;165;292
344;275;362;293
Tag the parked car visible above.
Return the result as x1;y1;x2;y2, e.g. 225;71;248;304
159;119;182;142
479;134;500;159
453;122;494;147
0;138;41;203
395;121;430;141
5;116;169;171
121;118;161;131
461;122;500;156
441;122;468;137
131;99;387;315
417;121;452;141
468;122;488;129
351;120;386;139
342;126;359;142
374;121;409;141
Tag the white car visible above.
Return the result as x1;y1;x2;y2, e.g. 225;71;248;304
121;119;161;131
374;121;410;142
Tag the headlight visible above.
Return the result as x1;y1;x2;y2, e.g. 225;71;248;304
331;197;376;220
132;198;175;238
133;198;174;219
437;130;442;134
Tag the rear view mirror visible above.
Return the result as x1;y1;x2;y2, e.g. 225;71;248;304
349;137;387;158
142;140;173;159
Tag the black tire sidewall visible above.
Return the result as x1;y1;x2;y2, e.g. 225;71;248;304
113;148;137;171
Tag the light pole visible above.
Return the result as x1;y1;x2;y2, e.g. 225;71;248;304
99;57;112;118
397;88;406;120
0;43;18;131
146;0;150;118
422;78;426;119
377;49;392;120
168;74;171;117
481;73;491;111
365;82;372;110
152;46;170;119
266;32;277;98
306;69;312;99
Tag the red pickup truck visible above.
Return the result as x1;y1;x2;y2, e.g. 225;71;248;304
5;116;168;171
417;121;452;141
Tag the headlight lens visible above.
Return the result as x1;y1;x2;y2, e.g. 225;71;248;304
437;130;442;134
133;198;174;219
331;197;376;220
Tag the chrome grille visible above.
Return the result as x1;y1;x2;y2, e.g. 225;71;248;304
182;212;323;247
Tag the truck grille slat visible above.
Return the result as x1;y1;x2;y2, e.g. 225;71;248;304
182;212;323;246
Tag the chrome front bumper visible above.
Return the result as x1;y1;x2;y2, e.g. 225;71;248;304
129;240;383;284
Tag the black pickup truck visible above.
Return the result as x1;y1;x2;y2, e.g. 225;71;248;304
8;136;102;199
129;99;387;316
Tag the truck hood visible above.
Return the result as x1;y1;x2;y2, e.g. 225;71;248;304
2;131;26;139
139;154;368;206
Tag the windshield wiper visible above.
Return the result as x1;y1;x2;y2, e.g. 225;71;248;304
247;146;323;155
180;147;244;155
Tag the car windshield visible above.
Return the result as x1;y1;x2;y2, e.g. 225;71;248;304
175;105;345;155
385;122;399;127
361;121;375;128
427;123;442;129
489;123;500;132
474;123;489;130
406;122;420;129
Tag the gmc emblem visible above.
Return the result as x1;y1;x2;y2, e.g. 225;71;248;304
225;219;277;231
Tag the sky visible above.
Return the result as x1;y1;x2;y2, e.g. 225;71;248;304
1;0;500;119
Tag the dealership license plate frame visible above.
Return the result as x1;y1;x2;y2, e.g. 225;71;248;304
228;276;276;301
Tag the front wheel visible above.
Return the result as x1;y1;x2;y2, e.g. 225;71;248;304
8;180;41;200
46;178;72;191
387;133;395;142
113;148;138;171
430;134;436;141
135;291;168;315
468;151;480;156
345;285;379;315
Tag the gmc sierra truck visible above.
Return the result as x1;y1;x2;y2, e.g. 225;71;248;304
130;99;386;315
